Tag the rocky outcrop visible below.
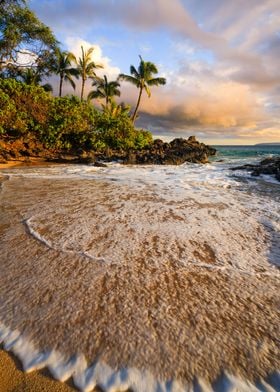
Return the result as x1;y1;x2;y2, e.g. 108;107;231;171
0;136;216;166
123;137;216;165
232;156;280;182
0;138;47;164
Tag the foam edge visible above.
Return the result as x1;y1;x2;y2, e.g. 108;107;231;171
0;322;279;392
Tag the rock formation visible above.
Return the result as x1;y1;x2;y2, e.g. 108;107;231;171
232;156;280;182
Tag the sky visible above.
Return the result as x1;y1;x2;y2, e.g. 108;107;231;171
29;0;280;145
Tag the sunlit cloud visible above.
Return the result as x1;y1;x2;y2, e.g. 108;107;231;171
50;37;121;98
30;0;280;142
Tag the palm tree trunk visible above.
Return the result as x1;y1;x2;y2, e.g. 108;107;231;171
81;77;85;100
132;87;143;124
59;75;63;97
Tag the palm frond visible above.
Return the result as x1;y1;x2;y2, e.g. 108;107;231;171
68;67;80;78
145;61;158;74
109;80;120;88
118;73;139;86
130;65;139;78
114;89;121;97
66;52;77;64
147;77;166;86
65;75;76;90
87;89;105;100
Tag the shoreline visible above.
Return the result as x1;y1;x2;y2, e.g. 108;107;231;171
0;162;279;392
0;348;75;391
0;157;51;170
0;325;279;392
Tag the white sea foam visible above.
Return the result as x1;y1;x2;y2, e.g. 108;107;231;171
0;321;279;392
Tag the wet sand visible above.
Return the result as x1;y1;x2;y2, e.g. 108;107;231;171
0;157;49;170
0;348;75;392
0;167;279;391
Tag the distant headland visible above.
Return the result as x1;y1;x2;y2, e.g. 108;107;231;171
255;143;280;146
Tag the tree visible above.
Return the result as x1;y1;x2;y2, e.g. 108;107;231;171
52;48;78;97
118;56;166;123
88;75;120;107
18;67;53;92
0;0;57;76
77;46;102;100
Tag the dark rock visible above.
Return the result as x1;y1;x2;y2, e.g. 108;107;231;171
122;137;216;165
0;136;216;167
19;149;30;157
231;164;256;171
94;161;107;167
188;135;198;143
232;156;280;182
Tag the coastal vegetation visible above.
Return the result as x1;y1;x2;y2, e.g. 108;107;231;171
0;1;166;156
52;48;79;97
0;0;216;165
119;56;166;123
88;75;121;108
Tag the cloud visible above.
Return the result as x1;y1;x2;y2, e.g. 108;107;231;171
118;59;264;139
33;0;206;37
136;82;262;133
50;37;121;98
30;0;280;141
65;37;120;79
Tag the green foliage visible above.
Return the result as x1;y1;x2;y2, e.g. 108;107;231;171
0;78;51;136
119;55;166;123
0;78;153;151
0;0;57;76
77;46;103;100
92;103;152;150
17;67;53;92
46;96;96;149
0;1;165;154
88;75;120;106
134;129;153;149
52;48;79;97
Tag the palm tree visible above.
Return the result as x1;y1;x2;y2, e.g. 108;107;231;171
77;46;103;100
118;55;166;123
18;67;53;92
87;75;121;107
53;48;78;97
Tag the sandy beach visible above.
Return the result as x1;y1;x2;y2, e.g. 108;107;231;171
0;158;52;170
0;348;75;392
0;164;279;391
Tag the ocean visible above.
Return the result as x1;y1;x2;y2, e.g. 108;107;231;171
214;144;280;161
0;146;279;392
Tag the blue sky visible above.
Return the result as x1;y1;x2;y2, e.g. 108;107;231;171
29;0;280;144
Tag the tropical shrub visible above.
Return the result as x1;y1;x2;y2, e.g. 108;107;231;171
0;78;153;152
46;96;96;149
92;108;152;150
0;78;51;137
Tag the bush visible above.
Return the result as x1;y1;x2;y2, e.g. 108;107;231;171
0;78;153;152
46;96;96;149
0;78;51;137
92;108;153;151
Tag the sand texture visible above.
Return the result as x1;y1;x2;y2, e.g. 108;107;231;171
0;348;76;392
0;166;279;391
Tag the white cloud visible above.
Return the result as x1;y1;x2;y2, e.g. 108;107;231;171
53;37;121;98
65;37;120;80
